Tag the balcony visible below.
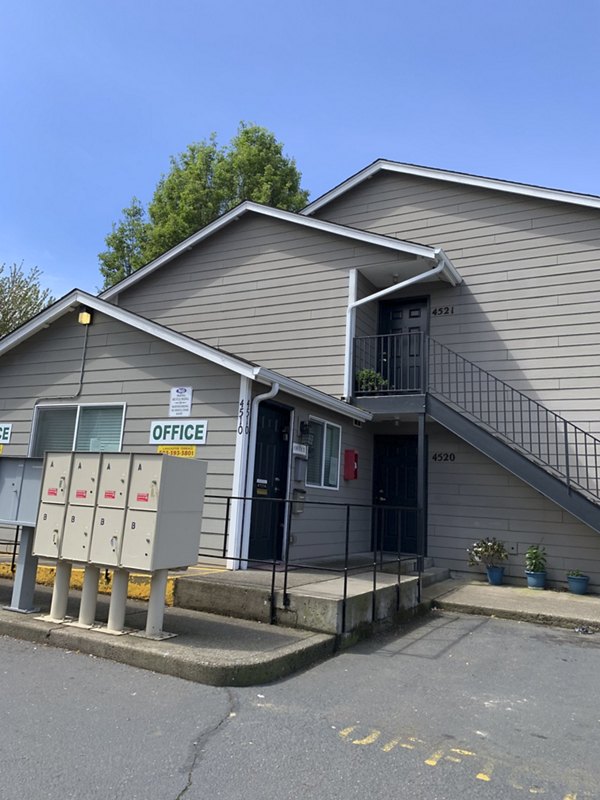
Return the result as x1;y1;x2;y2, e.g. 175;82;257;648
353;332;426;414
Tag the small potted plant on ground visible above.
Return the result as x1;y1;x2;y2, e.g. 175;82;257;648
566;569;590;595
525;545;547;589
467;537;509;585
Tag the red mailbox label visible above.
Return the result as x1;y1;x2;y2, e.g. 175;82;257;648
47;488;58;497
136;493;149;503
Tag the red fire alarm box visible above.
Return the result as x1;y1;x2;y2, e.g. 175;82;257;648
343;449;359;481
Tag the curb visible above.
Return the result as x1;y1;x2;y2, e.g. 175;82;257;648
0;588;336;686
433;598;600;632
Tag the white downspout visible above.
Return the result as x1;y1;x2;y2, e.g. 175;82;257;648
344;259;449;400
239;381;281;568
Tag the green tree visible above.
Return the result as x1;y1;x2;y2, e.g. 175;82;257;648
99;123;309;288
0;262;54;337
145;136;223;261
98;197;150;287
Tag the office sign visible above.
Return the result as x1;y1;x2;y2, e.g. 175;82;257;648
0;424;12;444
149;420;207;445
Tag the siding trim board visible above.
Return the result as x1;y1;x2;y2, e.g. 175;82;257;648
99;201;459;301
0;289;371;424
303;159;600;216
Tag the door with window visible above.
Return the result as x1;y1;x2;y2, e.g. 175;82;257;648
372;435;421;554
248;403;291;561
378;298;428;392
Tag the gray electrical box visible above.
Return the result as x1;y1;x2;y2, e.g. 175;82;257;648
0;457;43;526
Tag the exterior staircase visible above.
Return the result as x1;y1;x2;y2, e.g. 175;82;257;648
355;333;600;533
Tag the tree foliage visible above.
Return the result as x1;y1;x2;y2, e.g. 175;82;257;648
98;197;150;287
0;262;54;337
100;123;310;288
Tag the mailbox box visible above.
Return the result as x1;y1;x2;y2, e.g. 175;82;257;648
0;457;43;527
120;455;207;571
33;452;207;571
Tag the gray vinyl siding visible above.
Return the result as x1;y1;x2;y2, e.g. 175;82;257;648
316;172;600;429
426;424;600;591
116;214;404;397
318;172;600;583
355;272;378;338
267;391;373;562
0;312;241;558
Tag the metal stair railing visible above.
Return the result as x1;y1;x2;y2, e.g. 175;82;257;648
426;335;600;502
353;330;600;501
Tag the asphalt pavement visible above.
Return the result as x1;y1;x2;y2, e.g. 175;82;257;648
1;574;600;687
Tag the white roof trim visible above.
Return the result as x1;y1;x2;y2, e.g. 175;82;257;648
303;160;600;215
100;201;446;300
256;367;371;421
0;290;371;423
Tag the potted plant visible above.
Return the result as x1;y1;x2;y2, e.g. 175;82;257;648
525;545;547;589
467;537;509;585
567;569;590;595
355;368;388;393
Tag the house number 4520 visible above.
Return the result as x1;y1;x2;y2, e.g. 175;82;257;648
432;452;456;462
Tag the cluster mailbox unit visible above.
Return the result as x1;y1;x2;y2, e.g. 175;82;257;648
33;452;207;637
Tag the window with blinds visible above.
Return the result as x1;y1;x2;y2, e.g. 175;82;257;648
75;406;123;451
31;405;124;456
31;407;77;456
306;418;341;489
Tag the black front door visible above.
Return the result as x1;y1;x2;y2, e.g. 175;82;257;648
249;402;290;561
372;435;420;554
378;298;428;392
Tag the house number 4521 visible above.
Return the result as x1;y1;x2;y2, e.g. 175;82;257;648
431;306;454;316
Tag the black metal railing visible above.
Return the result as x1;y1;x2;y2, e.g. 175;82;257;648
354;331;600;502
427;337;600;500
197;494;422;633
354;332;425;394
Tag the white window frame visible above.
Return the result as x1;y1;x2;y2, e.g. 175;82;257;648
28;402;126;456
305;416;341;491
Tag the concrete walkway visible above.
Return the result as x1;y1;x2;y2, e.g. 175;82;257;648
1;576;599;687
427;578;600;632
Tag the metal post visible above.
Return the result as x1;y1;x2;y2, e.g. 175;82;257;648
6;526;39;613
342;504;350;634
49;561;72;622
564;420;571;491
107;568;129;633
145;569;168;637
417;412;427;575
77;564;100;627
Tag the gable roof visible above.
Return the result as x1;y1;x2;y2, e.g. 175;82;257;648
302;159;600;216
100;200;461;300
0;290;371;422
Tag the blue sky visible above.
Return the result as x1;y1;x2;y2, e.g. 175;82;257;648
1;0;598;297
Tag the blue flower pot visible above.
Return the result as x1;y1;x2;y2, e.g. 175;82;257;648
486;565;505;586
567;575;589;595
526;571;546;589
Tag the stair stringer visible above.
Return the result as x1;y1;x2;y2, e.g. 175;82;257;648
427;394;600;534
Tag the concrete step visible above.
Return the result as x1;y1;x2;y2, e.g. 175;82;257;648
414;566;451;588
174;570;422;637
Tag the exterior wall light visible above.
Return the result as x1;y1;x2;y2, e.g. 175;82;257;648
78;309;93;326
